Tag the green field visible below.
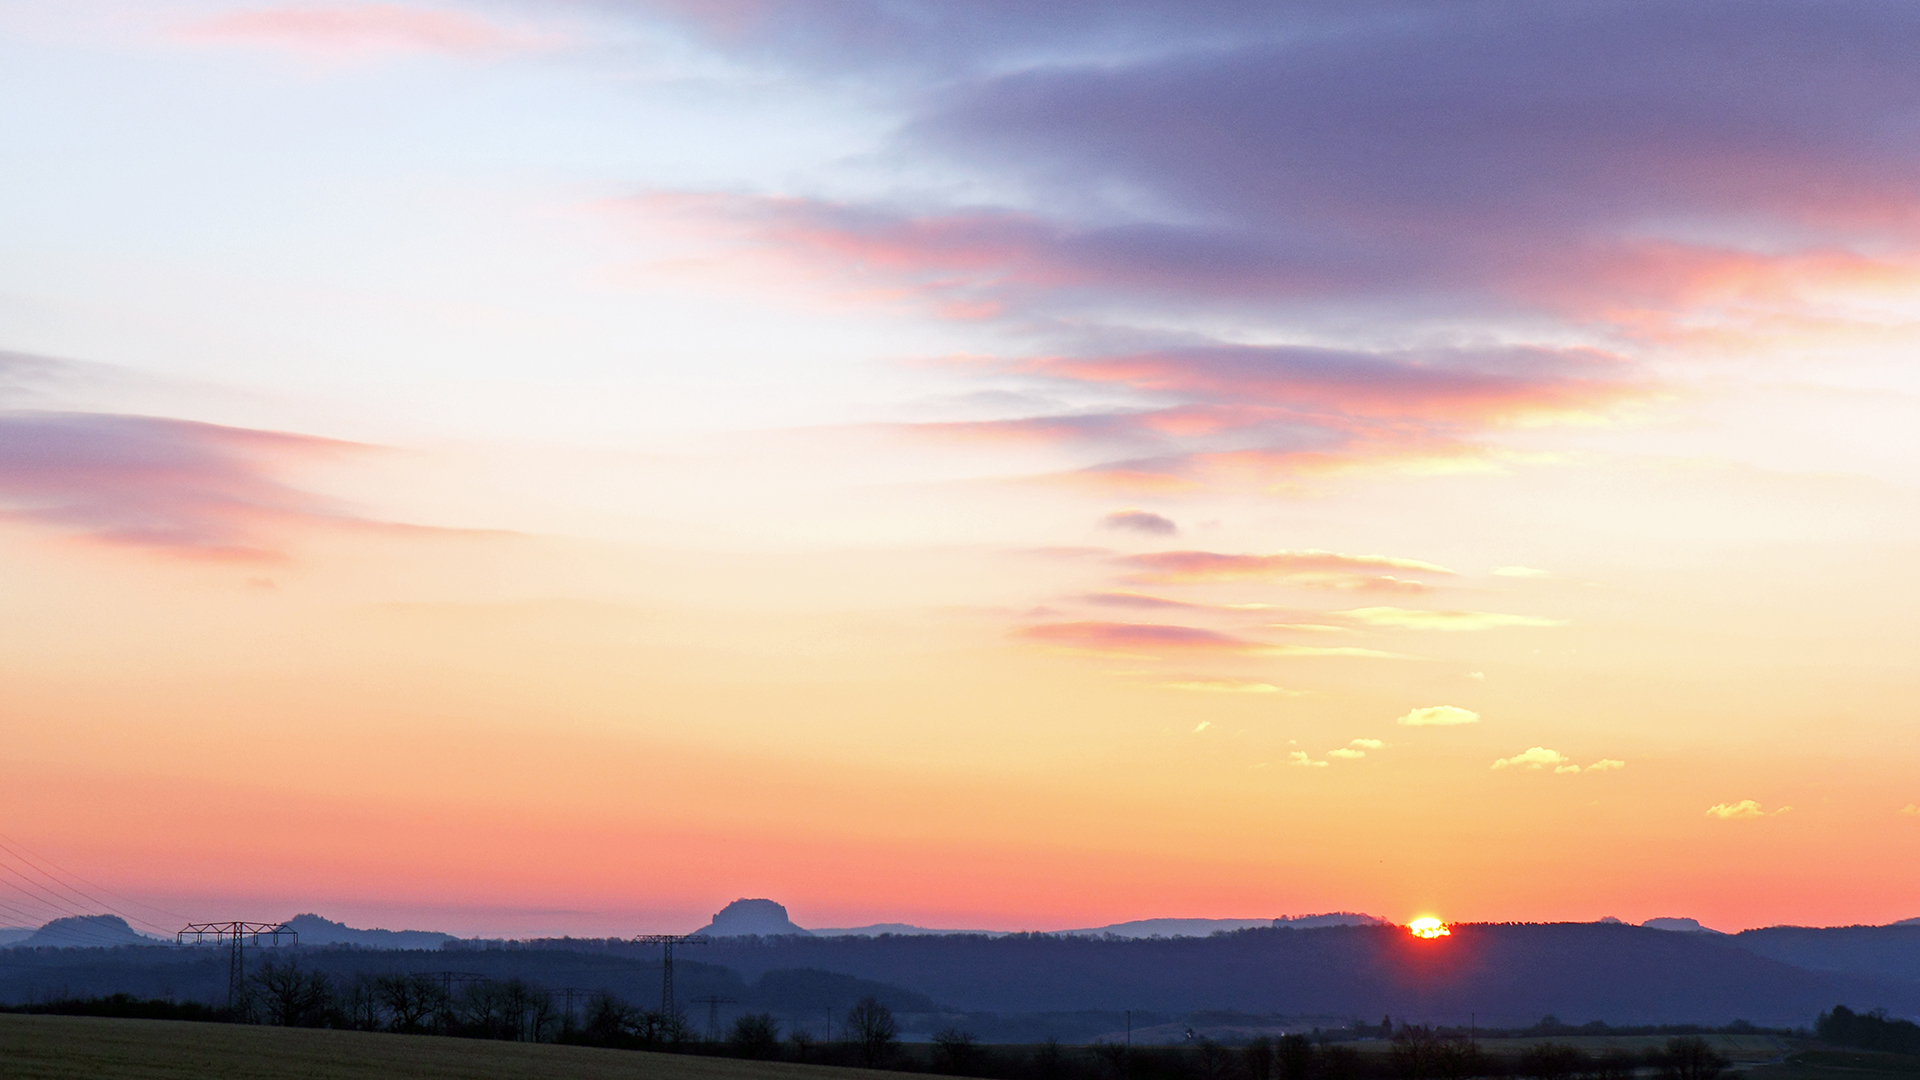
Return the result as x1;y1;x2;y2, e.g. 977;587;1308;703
0;1014;906;1080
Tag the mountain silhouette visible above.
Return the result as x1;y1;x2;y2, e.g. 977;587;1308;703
695;898;813;937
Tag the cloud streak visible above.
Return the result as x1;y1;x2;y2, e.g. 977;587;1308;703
176;4;555;56
1336;607;1568;632
1396;706;1479;727
1124;549;1453;592
1707;800;1790;819
0;411;366;560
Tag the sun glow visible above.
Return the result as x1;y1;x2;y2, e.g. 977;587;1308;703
1408;917;1450;939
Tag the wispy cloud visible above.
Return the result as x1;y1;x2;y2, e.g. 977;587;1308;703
1124;549;1454;591
1017;621;1259;657
1019;621;1405;659
1327;739;1383;761
1155;680;1296;695
1397;706;1480;727
1707;800;1790;820
1101;508;1176;534
1587;759;1626;772
0;411;369;561
1288;751;1327;769
176;4;557;56
1084;591;1279;613
1493;747;1574;771
1336;607;1568;632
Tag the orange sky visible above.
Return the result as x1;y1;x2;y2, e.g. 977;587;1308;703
1;1;1918;938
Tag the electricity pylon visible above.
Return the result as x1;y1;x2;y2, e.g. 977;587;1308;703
176;922;297;1010
632;933;707;1019
691;995;738;1040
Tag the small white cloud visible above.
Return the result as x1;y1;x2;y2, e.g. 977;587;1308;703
1706;800;1786;820
1398;705;1480;727
1193;721;1211;734
1466;671;1486;681
1328;747;1366;759
1554;764;1582;773
1349;738;1385;750
1588;759;1626;771
1288;751;1327;769
1494;566;1551;577
1493;746;1571;770
1902;803;1920;817
1157;680;1297;695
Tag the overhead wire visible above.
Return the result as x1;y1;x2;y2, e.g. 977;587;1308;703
0;833;181;943
0;833;187;929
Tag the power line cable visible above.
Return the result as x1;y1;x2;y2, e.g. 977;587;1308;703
0;836;179;934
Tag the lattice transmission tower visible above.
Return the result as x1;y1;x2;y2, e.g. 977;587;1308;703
632;933;707;1020
176;921;297;1010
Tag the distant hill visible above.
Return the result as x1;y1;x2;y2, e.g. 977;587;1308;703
0;927;34;946
1643;917;1725;933
694;898;812;937
806;913;1386;939
280;914;453;950
11;915;161;948
1057;914;1385;938
812;923;1003;937
685;921;1920;1025
1731;924;1920;985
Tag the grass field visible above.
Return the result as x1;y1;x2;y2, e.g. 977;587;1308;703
1452;1035;1795;1062
1748;1050;1920;1080
0;1014;906;1080
1326;1033;1795;1063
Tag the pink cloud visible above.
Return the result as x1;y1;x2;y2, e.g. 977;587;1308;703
1016;621;1260;656
1122;550;1454;592
0;411;371;561
176;5;552;56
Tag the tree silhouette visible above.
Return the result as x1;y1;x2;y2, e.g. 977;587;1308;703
731;1013;782;1058
844;995;898;1067
1662;1037;1729;1080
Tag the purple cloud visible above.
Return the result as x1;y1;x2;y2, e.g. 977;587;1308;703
1101;508;1176;535
0;411;364;560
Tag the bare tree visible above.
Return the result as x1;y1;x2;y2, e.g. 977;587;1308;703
1035;1037;1066;1080
934;1027;984;1074
1195;1037;1234;1080
844;996;898;1068
732;1013;782;1059
249;959;333;1027
1279;1034;1315;1080
1244;1035;1276;1080
790;1029;817;1062
1662;1037;1729;1080
376;973;444;1033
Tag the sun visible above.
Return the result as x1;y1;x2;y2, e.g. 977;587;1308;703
1408;916;1450;939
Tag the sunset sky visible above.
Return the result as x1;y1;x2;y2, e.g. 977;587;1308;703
3;1;1918;939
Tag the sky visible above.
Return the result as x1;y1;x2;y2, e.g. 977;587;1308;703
2;0;1918;939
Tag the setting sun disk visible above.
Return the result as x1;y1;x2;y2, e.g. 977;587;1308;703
1408;917;1450;939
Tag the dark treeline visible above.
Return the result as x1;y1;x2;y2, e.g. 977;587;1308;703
0;976;1747;1080
1816;1005;1920;1056
601;923;1920;1025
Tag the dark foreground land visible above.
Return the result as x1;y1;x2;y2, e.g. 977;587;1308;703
8;1013;1917;1080
0;1013;906;1080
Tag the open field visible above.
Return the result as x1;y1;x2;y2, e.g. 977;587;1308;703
1326;1033;1795;1062
1748;1050;1920;1080
1448;1035;1795;1062
0;1014;903;1080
